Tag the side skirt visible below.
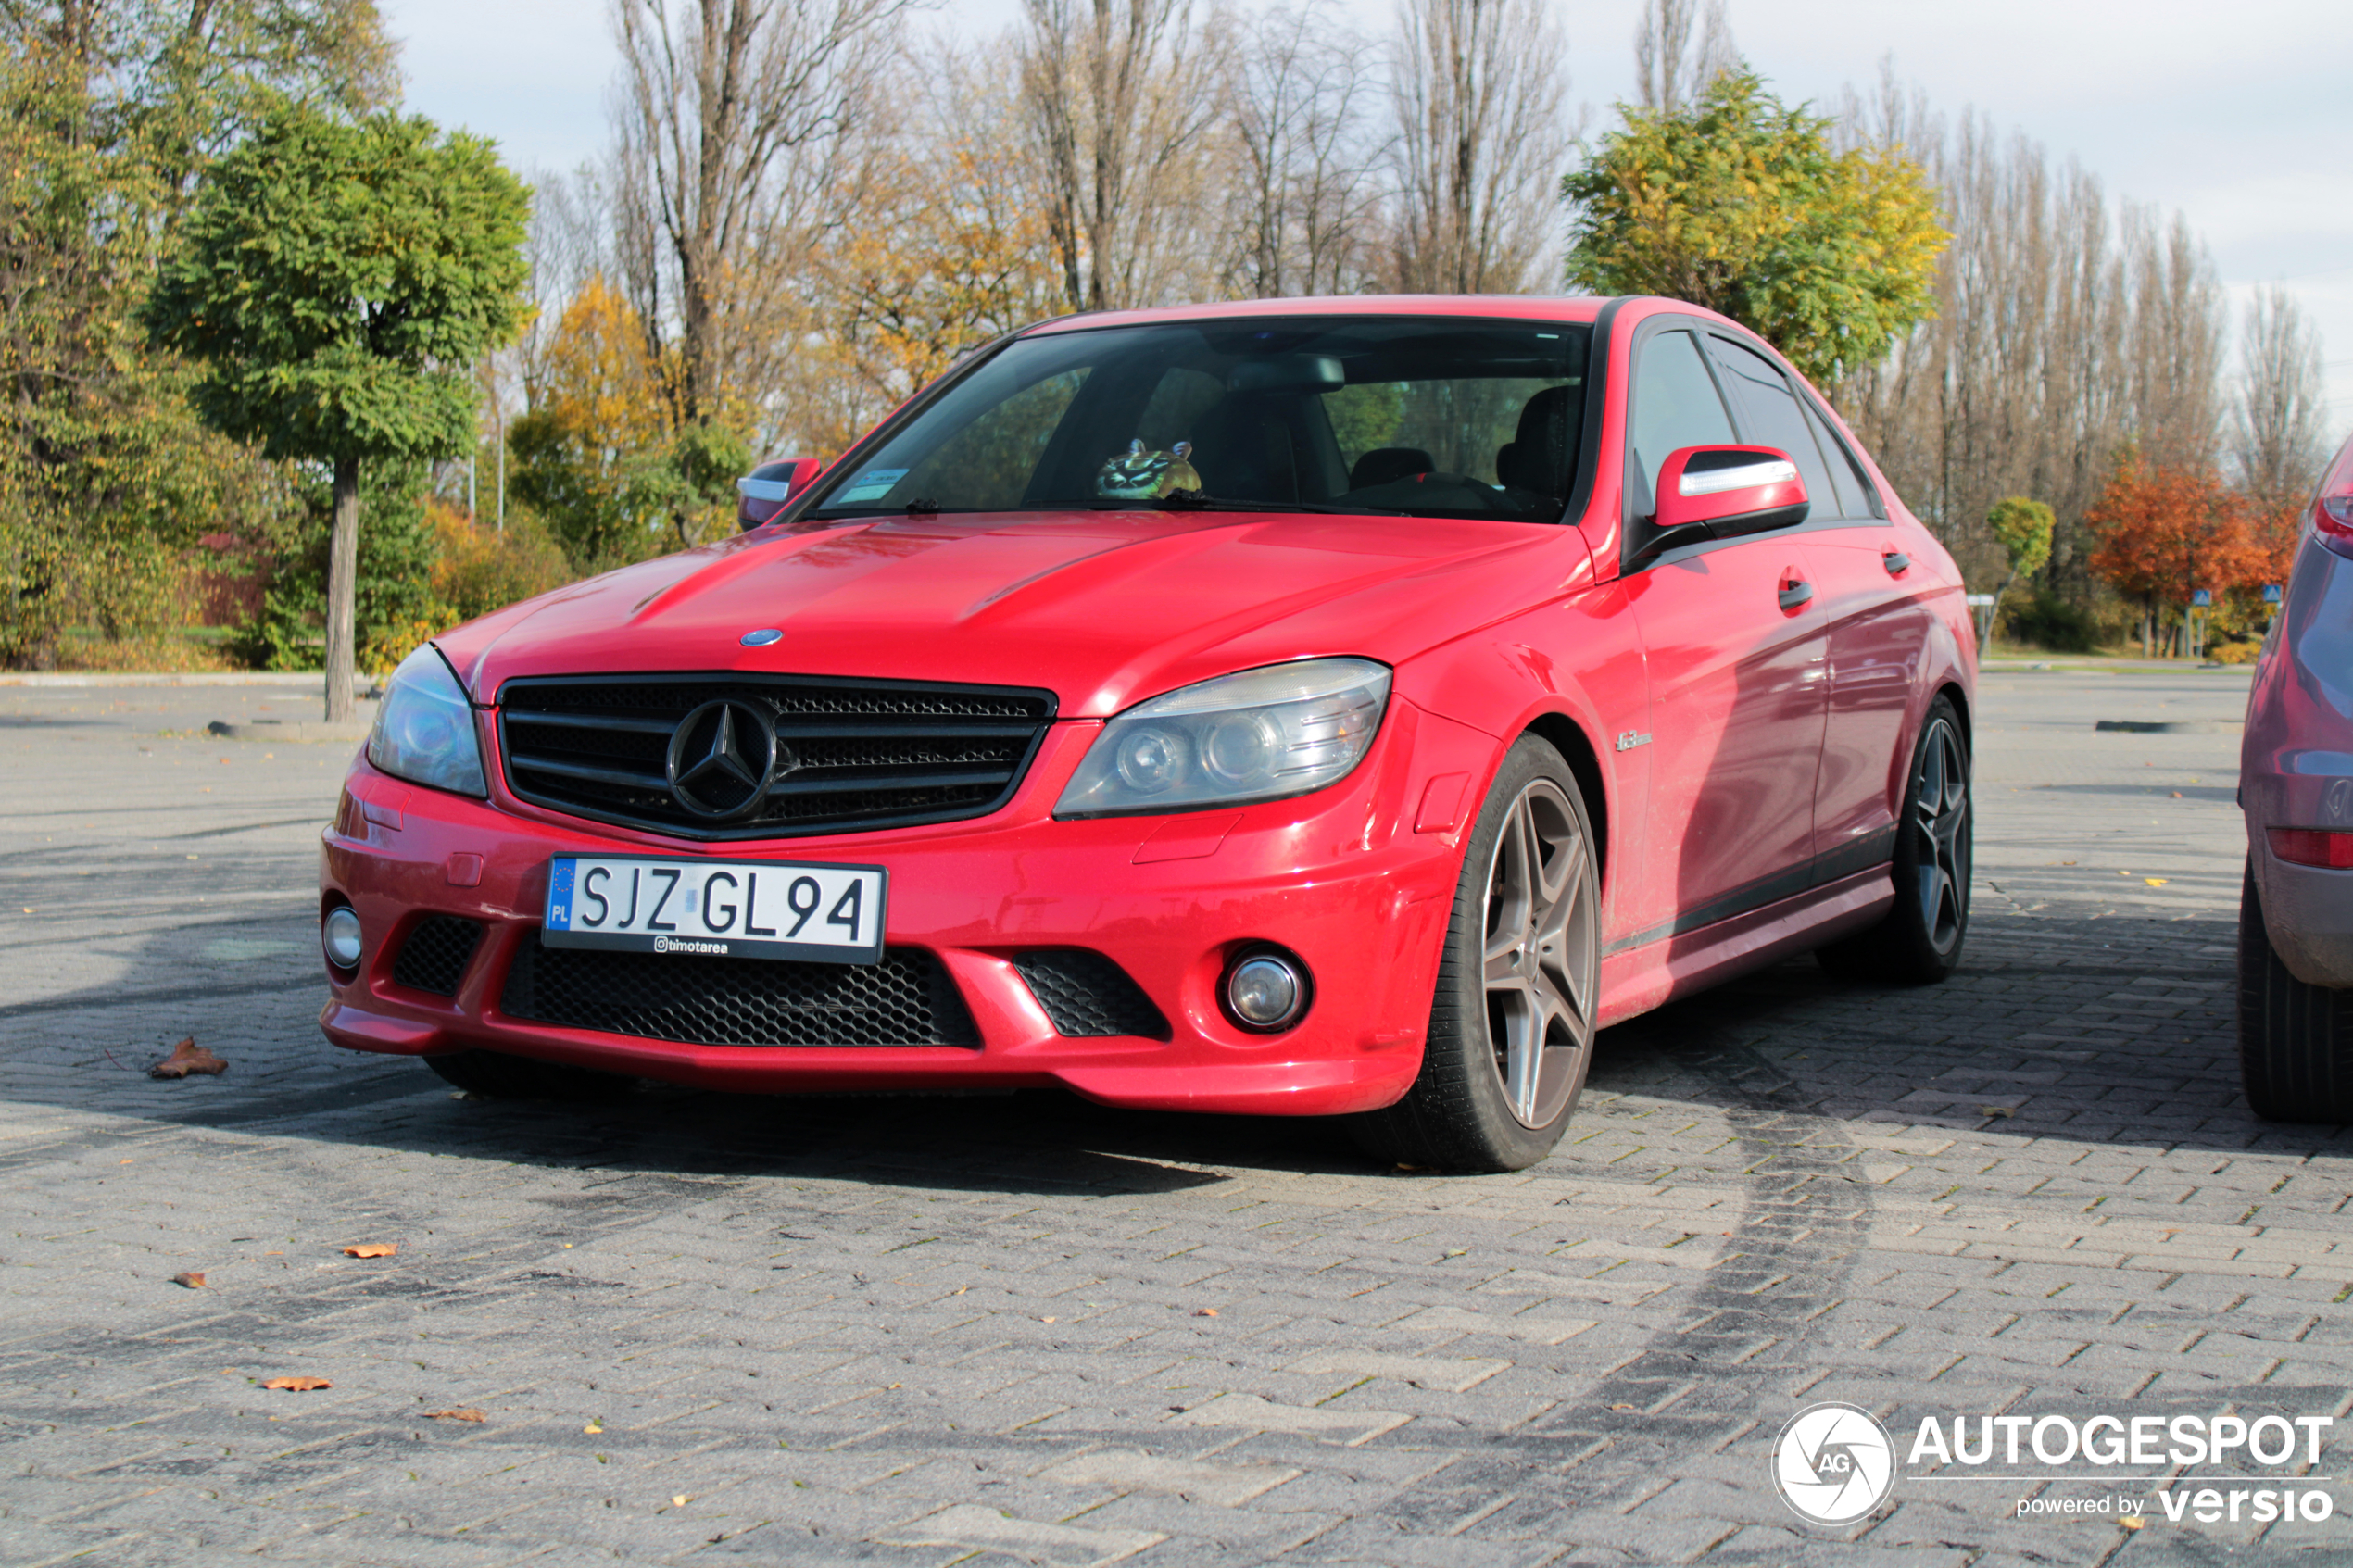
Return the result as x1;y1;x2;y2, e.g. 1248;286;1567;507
1595;864;1894;1029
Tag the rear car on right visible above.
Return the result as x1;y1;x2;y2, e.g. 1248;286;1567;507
2240;430;2353;1119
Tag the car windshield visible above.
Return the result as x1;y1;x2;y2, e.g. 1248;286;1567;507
808;316;1593;523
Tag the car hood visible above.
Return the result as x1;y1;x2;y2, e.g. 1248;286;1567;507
446;509;1585;718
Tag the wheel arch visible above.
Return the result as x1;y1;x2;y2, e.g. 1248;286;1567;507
1935;678;1973;744
1521;710;1610;888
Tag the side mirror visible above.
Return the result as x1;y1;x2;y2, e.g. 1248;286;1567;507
736;458;825;529
1654;445;1808;537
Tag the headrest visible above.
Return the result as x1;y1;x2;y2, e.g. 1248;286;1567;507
1349;447;1436;490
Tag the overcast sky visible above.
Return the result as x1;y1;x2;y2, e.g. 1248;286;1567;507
382;0;2352;438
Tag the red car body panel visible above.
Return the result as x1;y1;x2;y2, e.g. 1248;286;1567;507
324;295;1974;1115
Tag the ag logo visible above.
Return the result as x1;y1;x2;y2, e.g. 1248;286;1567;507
1770;1402;1894;1525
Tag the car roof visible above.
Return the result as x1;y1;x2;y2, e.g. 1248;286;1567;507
1024;294;1615;336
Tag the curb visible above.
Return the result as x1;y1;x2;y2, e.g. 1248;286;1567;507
2093;720;2237;734
0;672;381;692
208;720;371;743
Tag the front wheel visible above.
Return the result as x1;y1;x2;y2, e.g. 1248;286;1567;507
1818;695;1971;985
1352;736;1601;1173
2238;865;2353;1122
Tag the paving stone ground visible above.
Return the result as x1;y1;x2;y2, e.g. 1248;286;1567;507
3;667;2347;1567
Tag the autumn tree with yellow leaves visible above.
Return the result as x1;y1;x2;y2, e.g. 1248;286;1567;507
1564;69;1946;388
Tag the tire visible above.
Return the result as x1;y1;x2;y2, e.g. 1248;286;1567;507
1352;736;1601;1173
423;1049;634;1101
1818;695;1971;985
2238;864;2353;1122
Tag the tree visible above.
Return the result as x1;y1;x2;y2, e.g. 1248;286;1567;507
610;0;907;432
800;40;1065;438
145;106;530;719
1564;69;1944;387
1982;495;2053;646
0;1;395;667
2085;460;2260;657
1016;0;1226;313
509;274;750;562
1387;0;1573;294
2233;284;2329;518
1224;1;1386;299
1831;82;2233;610
1632;0;1734;114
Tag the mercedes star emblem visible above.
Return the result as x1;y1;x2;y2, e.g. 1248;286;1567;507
665;699;781;820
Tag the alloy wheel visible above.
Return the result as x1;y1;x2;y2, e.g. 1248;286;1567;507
1479;778;1597;1129
1912;717;1970;954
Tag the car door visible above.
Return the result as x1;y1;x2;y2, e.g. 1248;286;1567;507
1705;332;1926;881
1620;320;1829;942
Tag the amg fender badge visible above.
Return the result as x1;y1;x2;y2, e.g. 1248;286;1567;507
1616;731;1652;752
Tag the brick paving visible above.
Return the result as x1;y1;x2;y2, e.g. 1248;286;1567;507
3;668;2348;1566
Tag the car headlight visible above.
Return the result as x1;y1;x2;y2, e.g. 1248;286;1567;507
1056;659;1392;818
367;644;486;797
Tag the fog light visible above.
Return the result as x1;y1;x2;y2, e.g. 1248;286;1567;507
322;906;363;970
1224;949;1309;1031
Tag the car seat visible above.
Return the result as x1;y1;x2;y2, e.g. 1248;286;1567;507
1494;385;1578;496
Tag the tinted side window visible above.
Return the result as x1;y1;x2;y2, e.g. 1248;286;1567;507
1705;336;1837;516
1801;396;1882;519
1628;329;1736;515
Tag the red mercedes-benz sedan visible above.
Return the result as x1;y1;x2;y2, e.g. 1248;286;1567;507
321;296;1976;1171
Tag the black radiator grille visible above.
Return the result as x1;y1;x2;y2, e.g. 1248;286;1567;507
1011;949;1172;1039
391;916;484;997
499;933;981;1048
497;673;1057;840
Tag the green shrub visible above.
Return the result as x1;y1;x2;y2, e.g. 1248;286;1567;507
233;462;445;671
2000;589;2104;654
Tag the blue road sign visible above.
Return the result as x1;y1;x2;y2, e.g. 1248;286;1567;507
2265;583;2284;604
2192;589;2212;607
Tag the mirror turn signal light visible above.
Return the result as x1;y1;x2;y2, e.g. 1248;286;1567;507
2269;828;2353;869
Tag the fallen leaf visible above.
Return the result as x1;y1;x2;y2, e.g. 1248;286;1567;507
170;1271;207;1288
584;1422;603;1434
422;1408;486;1423
1981;1106;2015;1118
262;1376;332;1391
1608;1402;1640;1411
1192;1308;1218;1318
149;1037;227;1079
2120;1516;2145;1531
2144;878;2169;887
1040;1316;1057;1323
672;1495;691;1508
343;1243;397;1259
2170;791;2183;798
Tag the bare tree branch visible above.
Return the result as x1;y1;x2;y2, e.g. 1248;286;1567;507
1387;0;1575;295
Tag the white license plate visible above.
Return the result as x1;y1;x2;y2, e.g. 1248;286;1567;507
541;856;887;964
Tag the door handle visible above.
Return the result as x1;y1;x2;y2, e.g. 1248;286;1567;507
1882;552;1910;575
1778;580;1814;610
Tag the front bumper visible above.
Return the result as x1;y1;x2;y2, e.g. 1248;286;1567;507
318;698;1494;1116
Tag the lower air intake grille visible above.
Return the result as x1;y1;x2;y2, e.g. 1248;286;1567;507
499;934;981;1048
1011;949;1171;1039
392;917;484;997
